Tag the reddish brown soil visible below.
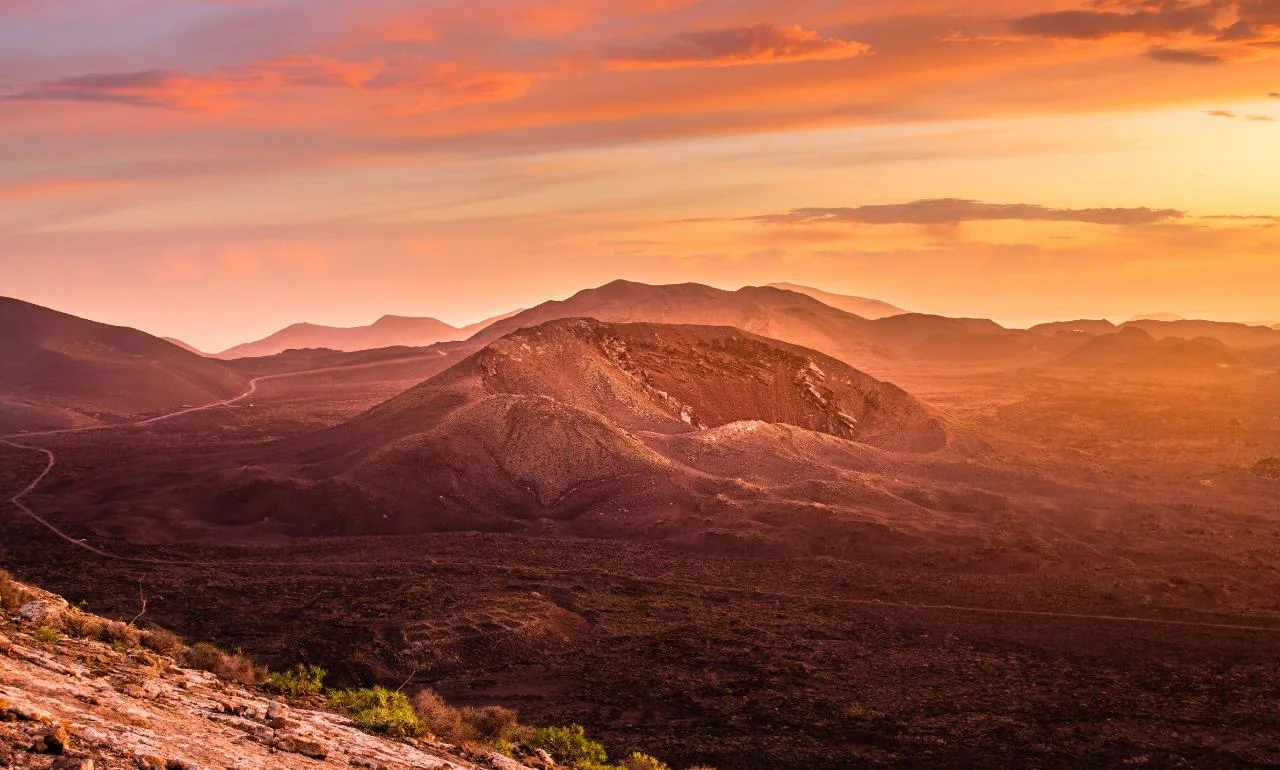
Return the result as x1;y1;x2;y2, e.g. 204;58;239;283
4;338;1280;767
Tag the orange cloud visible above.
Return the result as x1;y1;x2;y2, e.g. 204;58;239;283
1;55;532;115
1;69;238;113
1008;0;1280;63
597;24;870;69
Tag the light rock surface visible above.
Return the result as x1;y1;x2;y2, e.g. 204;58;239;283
1;582;535;770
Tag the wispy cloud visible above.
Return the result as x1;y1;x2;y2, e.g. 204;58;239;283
596;24;869;70
0;55;532;113
1206;109;1276;120
1009;3;1219;40
751;199;1187;227
1145;46;1225;64
0;69;236;112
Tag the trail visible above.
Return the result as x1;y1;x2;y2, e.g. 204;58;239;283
4;357;1280;635
1;354;447;559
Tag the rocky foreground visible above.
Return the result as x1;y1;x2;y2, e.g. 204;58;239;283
0;581;544;770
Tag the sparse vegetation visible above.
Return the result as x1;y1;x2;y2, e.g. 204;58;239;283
328;686;422;737
267;663;327;697
0;569;29;612
411;689;471;743
621;753;671;770
100;619;142;649
142;626;185;656
530;724;611;769
32;625;61;645
62;612;105;639
462;704;524;744
182;642;267;685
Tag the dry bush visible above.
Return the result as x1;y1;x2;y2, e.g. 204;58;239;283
182;642;222;670
216;651;268;686
0;570;29;612
412;689;473;743
141;627;185;656
101;620;142;649
62;612;105;640
461;705;524;744
182;642;266;685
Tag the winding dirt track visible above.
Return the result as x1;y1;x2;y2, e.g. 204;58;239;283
4;358;1280;635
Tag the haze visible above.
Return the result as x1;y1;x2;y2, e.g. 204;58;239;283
1;0;1278;350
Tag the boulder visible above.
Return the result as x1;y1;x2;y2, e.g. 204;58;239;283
18;600;65;626
289;737;330;760
264;701;289;729
33;723;71;754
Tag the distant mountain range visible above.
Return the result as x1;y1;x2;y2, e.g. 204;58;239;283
1126;312;1186;323
216;310;520;360
10;282;1278;435
764;283;906;319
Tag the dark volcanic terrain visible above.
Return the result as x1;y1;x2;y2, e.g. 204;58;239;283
48;319;948;543
4;285;1280;768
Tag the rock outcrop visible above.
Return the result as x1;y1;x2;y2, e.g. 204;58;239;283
0;581;537;770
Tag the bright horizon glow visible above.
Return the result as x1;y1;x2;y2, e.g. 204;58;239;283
1;0;1278;351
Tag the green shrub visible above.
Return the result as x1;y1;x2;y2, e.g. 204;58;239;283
141;627;185;656
328;687;422;737
268;663;327;697
530;724;610;768
32;626;60;645
621;753;670;770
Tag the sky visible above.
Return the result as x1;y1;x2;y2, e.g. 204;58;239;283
1;0;1278;351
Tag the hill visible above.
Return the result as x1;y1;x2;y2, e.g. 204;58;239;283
160;337;209;356
1060;327;1242;370
1120;319;1280;350
764;282;906;319
74;319;946;542
469;280;1032;376
218;311;518;360
1028;319;1118;337
0;298;249;433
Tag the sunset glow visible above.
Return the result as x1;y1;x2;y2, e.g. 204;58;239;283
2;0;1278;349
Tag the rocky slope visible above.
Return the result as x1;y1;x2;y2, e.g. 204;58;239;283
0;580;548;770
